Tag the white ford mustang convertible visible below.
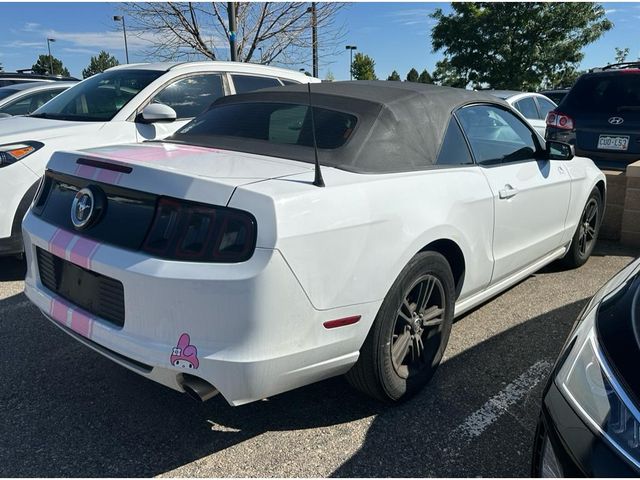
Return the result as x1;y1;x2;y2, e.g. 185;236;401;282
22;82;605;405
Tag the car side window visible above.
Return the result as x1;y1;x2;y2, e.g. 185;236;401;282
0;89;64;116
514;96;539;119
279;78;300;86
536;96;556;119
457;105;537;165
231;74;282;93
436;118;474;166
150;74;224;119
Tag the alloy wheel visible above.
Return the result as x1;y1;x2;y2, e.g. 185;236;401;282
391;274;446;379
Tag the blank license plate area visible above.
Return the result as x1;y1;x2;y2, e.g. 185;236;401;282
597;135;629;151
57;260;103;313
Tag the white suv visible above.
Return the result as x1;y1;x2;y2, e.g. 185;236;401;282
0;61;318;255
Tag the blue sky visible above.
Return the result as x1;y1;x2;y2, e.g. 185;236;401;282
0;2;638;81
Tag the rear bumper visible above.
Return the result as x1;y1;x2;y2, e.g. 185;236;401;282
22;212;379;405
532;382;639;477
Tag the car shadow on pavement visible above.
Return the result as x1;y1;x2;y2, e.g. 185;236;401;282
0;291;382;477
0;286;586;477
0;256;26;281
330;298;588;478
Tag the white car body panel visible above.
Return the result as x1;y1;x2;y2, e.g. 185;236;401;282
0;62;319;252
22;135;605;405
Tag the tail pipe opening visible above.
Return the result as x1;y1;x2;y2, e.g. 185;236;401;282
181;374;219;402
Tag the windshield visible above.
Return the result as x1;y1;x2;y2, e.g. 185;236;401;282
31;69;163;121
170;102;357;150
564;73;640;113
0;89;19;101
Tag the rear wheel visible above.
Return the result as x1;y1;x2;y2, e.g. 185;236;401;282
346;251;455;402
560;188;602;269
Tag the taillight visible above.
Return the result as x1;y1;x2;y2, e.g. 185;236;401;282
546;111;574;130
142;197;257;262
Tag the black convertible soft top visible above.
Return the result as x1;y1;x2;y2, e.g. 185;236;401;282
175;81;509;174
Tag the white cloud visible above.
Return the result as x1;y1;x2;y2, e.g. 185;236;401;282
22;22;40;32
62;47;99;55
388;8;435;18
605;8;618;14
2;40;44;48
44;29;164;51
387;7;435;27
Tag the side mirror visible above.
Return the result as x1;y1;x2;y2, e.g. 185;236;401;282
546;140;574;161
139;104;177;124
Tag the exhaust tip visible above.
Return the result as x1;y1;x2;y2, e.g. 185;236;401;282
181;374;219;402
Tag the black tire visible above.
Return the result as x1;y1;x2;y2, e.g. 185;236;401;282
560;188;602;269
346;251;455;403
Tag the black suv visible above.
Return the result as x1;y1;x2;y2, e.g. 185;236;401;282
546;62;640;170
0;72;79;88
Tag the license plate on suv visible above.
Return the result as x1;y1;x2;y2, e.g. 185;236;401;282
597;135;629;151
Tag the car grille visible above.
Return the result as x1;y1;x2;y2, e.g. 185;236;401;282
37;247;125;328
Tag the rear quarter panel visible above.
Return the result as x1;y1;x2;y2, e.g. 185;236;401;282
564;156;606;243
229;166;496;311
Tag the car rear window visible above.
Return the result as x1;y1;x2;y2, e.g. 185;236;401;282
564;73;640;113
172;102;357;149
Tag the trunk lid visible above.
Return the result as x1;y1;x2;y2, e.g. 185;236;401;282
47;142;314;206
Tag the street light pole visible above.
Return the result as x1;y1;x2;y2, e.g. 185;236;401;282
345;45;357;81
113;16;129;64
227;2;238;61
311;2;318;78
46;38;56;75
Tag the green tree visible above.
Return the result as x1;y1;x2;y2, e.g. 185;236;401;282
431;2;612;90
351;52;377;80
614;47;630;64
418;69;432;84
31;54;70;76
324;70;335;82
387;70;401;81
406;68;419;82
82;50;119;78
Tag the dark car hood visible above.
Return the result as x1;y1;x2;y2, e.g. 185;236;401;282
596;261;640;406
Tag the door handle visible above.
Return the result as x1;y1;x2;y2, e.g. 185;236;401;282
498;184;519;199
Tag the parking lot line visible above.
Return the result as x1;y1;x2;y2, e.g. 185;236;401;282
450;359;552;443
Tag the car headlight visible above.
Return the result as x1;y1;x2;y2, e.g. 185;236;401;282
0;141;43;167
556;306;640;469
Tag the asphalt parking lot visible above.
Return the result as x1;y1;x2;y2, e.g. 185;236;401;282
1;241;638;477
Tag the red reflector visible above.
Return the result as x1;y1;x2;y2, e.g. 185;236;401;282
323;315;361;329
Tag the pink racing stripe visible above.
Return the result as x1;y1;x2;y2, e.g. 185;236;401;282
49;298;69;326
70;309;93;338
48;297;94;339
49;229;74;259
95;169;122;185
70;237;100;269
75;164;97;180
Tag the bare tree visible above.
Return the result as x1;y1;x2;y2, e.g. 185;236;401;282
121;2;346;67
